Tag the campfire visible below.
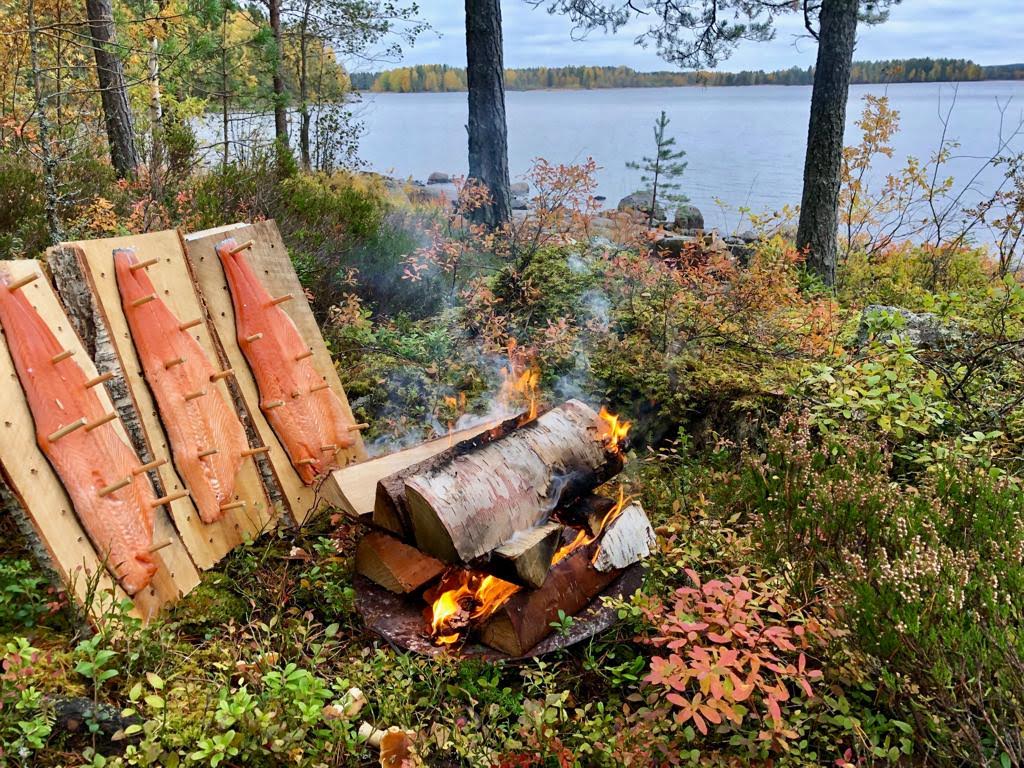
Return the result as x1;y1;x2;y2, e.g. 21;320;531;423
353;398;657;656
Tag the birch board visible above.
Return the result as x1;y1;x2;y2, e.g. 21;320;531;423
0;259;200;622
183;220;367;524
54;231;278;568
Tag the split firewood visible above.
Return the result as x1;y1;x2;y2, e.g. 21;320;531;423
479;541;621;656
355;532;446;594
556;494;618;536
489;521;564;588
404;400;625;563
374;412;524;537
591;502;657;572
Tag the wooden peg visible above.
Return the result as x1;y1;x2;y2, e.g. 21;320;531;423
85;412;118;432
291;390;301;399
229;240;254;255
129;257;159;271
263;400;285;410
179;318;202;332
51;349;74;364
220;500;246;512
268;294;293;307
133;458;167;475
309;382;329;393
346;423;370;432
98;476;131;497
295;350;314;361
241;446;270;457
320;444;337;452
148;539;173;553
296;458;317;466
164;356;185;370
197;448;218;459
245;333;263;343
210;369;233;382
183;389;206;402
131;293;157;308
47;418;87;442
152;489;190;507
85;372;114;388
7;273;39;292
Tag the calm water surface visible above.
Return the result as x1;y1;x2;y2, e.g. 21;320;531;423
198;81;1024;232
353;82;1024;229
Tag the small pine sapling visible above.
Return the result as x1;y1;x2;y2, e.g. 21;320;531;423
627;110;688;227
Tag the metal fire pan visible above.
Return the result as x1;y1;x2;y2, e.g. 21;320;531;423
354;564;644;661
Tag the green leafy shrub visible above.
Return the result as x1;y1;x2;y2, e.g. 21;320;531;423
0;558;59;630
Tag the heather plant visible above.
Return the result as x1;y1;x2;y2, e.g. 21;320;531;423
742;411;1024;762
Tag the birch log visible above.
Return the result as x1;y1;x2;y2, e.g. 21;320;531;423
404;400;624;563
591;503;657;572
373;413;523;537
479;541;619;656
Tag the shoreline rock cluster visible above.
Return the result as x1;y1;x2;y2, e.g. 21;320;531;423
391;172;761;263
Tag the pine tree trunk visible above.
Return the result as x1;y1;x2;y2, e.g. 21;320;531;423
85;0;139;179
298;2;312;169
268;0;288;147
465;0;512;228
28;0;64;243
795;0;858;287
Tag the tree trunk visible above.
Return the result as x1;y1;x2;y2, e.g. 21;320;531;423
268;0;289;148
298;0;312;169
795;0;858;287
27;0;64;243
464;0;512;227
403;400;624;563
85;0;139;179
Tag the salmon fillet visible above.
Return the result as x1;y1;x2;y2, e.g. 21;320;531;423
114;248;248;524
0;270;156;594
215;238;354;484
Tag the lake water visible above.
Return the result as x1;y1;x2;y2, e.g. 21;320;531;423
200;81;1024;232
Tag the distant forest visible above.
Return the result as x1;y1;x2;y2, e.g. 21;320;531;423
350;59;1024;93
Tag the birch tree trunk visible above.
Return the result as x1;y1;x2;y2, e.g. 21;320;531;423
85;0;140;179
795;0;858;287
465;0;512;227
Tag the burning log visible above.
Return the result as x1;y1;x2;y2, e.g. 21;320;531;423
404;400;627;563
592;503;656;572
479;540;619;656
374;413;525;537
355;532;447;594
489;521;564;588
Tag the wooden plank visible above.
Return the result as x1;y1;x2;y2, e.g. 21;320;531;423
182;221;366;524
322;421;500;520
49;231;278;569
0;260;199;622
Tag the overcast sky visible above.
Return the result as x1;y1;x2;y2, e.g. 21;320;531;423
377;1;1023;73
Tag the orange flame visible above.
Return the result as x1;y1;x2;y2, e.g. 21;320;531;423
552;486;630;566
499;339;540;420
427;569;521;645
599;406;631;452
